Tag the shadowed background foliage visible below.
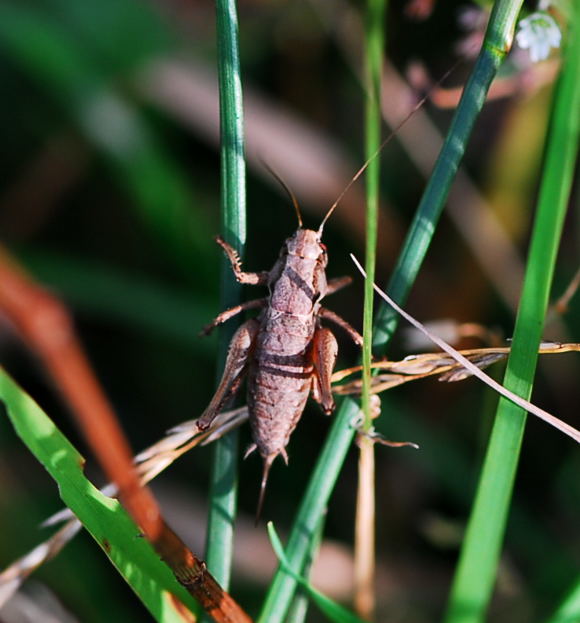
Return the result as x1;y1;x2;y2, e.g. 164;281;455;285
0;0;578;621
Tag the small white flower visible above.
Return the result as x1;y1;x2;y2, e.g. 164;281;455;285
516;12;562;62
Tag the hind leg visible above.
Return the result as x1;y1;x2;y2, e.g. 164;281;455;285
311;326;338;415
319;307;363;346
197;318;259;430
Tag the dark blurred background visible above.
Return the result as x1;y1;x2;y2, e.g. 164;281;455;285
0;0;578;621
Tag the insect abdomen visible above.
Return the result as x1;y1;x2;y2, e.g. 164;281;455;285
248;311;316;460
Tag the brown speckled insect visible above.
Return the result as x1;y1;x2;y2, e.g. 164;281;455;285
198;194;362;517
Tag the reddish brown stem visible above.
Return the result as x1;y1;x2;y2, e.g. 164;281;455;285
155;521;251;622
0;246;251;622
0;246;161;538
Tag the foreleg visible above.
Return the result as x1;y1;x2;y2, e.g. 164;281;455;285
216;236;269;285
197;318;259;430
319;307;363;346
200;298;266;336
311;327;338;414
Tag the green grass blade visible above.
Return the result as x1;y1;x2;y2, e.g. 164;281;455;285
258;397;361;622
444;5;580;621
0;369;200;621
259;2;524;620
0;4;211;282
361;0;386;427
42;0;173;74
259;2;525;619
21;250;215;352
203;0;246;591
545;578;580;623
267;523;367;623
372;0;525;353
356;0;386;617
285;515;325;623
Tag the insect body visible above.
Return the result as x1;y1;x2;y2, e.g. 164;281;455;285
199;219;362;516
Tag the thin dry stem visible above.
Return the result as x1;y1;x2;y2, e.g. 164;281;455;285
553;265;580;315
0;519;81;607
354;433;376;620
351;254;580;444
332;342;580;395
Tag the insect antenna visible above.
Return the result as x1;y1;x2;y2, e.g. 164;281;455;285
261;160;303;227
317;59;463;235
255;454;276;525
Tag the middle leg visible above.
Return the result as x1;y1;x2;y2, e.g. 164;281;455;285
200;298;266;336
326;275;353;296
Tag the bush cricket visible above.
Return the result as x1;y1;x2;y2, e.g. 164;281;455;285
199;190;363;519
197;73;456;518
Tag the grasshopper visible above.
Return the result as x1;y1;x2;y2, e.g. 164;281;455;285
199;197;363;517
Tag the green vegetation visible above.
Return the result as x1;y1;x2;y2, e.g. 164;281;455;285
0;0;578;621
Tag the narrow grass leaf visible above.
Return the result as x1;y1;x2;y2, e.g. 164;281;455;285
259;2;525;620
445;3;580;620
372;0;525;351
351;254;580;444
285;515;325;623
203;0;246;592
545;578;580;623
0;4;211;283
0;369;200;621
259;397;360;622
355;0;386;615
267;523;367;623
361;0;385;427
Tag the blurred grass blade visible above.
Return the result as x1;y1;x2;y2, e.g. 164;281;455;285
21;249;215;352
203;0;246;592
372;0;525;352
258;397;360;622
259;2;525;621
267;523;367;623
545;578;580;623
360;0;385;425
43;0;173;74
0;369;200;621
0;4;212;282
356;0;386;616
444;4;580;621
285;515;325;623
